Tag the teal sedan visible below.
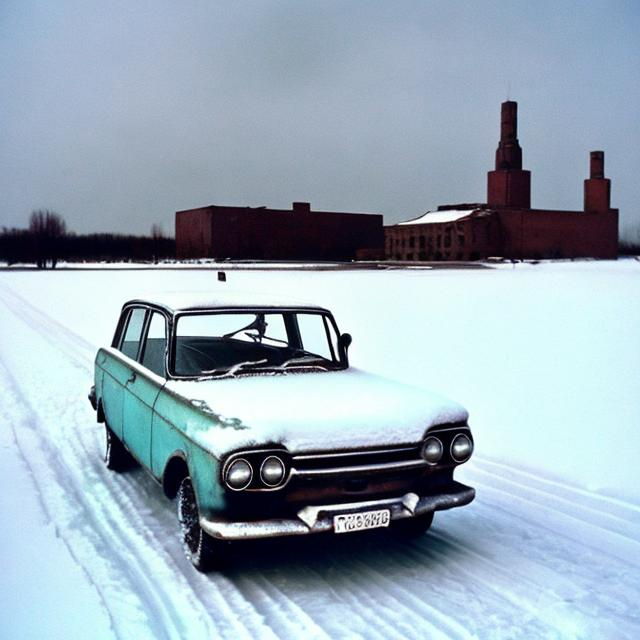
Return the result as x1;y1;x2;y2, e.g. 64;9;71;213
89;294;475;571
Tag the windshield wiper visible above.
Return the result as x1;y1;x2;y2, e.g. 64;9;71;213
198;358;269;380
277;355;331;371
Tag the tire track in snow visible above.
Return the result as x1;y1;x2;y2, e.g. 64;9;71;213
3;275;640;638
345;552;476;640
406;530;578;636
7;278;637;560
0;282;310;639
0;282;528;638
465;465;640;569
298;536;459;640
295;540;467;640
0;294;221;639
231;572;331;640
0;358;164;639
470;458;640;541
1;279;411;639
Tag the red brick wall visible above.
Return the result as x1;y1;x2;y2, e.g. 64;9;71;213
385;208;618;261
176;206;384;260
497;208;619;259
175;208;214;259
487;170;531;209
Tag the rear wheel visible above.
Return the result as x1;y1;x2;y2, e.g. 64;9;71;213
177;477;229;572
104;425;134;471
393;512;434;538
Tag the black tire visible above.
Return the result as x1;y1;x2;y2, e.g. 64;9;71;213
392;512;434;538
177;477;229;572
104;425;135;472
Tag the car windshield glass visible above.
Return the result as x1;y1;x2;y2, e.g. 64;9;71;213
173;310;341;377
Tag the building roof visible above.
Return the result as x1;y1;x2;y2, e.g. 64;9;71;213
396;208;481;226
123;292;327;314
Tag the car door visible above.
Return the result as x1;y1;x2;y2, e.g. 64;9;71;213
101;306;147;440
122;310;167;468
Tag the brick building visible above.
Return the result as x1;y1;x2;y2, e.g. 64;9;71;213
176;201;384;261
386;101;618;261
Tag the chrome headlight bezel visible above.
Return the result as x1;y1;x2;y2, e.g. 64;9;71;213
222;449;291;491
422;436;444;465
260;455;286;487
224;458;253;491
450;433;474;463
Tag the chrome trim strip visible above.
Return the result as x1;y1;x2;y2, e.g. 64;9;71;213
292;446;418;461
290;458;428;478
427;425;471;434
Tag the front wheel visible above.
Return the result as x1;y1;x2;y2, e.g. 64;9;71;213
177;477;229;572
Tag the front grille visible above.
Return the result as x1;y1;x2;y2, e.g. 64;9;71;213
291;444;424;478
221;424;472;516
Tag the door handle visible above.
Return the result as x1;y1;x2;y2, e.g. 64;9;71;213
126;371;137;385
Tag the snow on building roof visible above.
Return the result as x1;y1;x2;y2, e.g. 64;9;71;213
125;291;326;314
396;208;481;226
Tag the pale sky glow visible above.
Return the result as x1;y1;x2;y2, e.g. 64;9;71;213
1;1;638;240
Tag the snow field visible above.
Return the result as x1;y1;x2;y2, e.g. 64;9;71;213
0;260;639;639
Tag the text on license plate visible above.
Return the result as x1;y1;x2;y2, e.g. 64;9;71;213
333;509;391;534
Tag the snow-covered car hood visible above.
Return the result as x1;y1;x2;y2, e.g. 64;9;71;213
164;368;468;458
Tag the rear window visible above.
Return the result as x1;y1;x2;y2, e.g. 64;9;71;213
120;308;146;360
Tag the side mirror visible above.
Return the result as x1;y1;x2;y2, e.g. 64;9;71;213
338;333;352;364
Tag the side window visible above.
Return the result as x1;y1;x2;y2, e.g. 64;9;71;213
141;312;167;377
297;313;337;360
120;308;146;360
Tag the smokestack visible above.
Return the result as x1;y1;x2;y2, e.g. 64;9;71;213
584;151;610;213
495;101;523;171
500;100;518;142
487;100;531;208
590;151;604;179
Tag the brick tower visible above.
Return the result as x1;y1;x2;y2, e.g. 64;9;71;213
584;151;611;213
487;101;531;208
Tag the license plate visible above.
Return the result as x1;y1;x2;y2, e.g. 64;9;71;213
333;509;391;534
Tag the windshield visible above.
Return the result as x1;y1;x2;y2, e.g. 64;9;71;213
172;310;342;378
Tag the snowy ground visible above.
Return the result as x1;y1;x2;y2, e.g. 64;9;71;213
1;260;639;639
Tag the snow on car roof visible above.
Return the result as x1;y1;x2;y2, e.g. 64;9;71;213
124;291;328;314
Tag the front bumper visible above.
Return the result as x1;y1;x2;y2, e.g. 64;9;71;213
200;481;475;540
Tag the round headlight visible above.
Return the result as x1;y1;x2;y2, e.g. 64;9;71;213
451;434;473;463
260;456;285;487
422;436;443;465
225;459;252;490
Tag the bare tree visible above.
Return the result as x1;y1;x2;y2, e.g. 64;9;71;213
29;209;67;268
151;223;164;264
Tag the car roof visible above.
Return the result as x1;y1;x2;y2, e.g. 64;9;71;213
123;291;330;315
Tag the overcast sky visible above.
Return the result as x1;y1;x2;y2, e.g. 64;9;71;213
1;1;638;240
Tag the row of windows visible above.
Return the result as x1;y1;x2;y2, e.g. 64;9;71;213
391;251;482;261
386;232;468;251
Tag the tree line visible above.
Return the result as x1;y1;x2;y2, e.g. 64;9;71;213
0;210;175;267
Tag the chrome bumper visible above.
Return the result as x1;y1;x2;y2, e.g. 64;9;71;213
200;482;475;541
